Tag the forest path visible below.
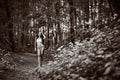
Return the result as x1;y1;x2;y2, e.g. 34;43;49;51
5;50;56;80
3;50;55;80
15;53;38;72
14;49;55;70
4;53;38;80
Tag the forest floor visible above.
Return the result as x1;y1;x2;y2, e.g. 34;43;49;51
0;49;57;80
1;53;37;80
0;41;84;80
1;26;120;80
1;40;120;80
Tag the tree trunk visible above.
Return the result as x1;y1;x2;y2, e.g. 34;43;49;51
68;0;75;44
6;0;15;52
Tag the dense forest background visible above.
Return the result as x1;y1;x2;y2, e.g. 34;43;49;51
0;0;119;53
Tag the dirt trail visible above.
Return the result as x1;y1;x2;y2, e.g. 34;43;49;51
16;53;38;71
3;53;38;80
3;50;55;80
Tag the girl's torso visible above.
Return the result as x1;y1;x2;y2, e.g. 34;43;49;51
37;38;44;49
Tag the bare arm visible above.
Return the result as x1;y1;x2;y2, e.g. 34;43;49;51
42;33;46;39
34;36;37;52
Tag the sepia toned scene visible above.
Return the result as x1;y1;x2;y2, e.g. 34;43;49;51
0;0;120;80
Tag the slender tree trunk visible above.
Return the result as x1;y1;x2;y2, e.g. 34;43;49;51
6;0;15;52
68;0;75;44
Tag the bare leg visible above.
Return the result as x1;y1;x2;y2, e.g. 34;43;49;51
40;47;44;66
37;49;40;67
40;47;44;67
40;49;42;66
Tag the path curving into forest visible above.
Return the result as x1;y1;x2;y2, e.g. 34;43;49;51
3;53;38;80
4;50;56;80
